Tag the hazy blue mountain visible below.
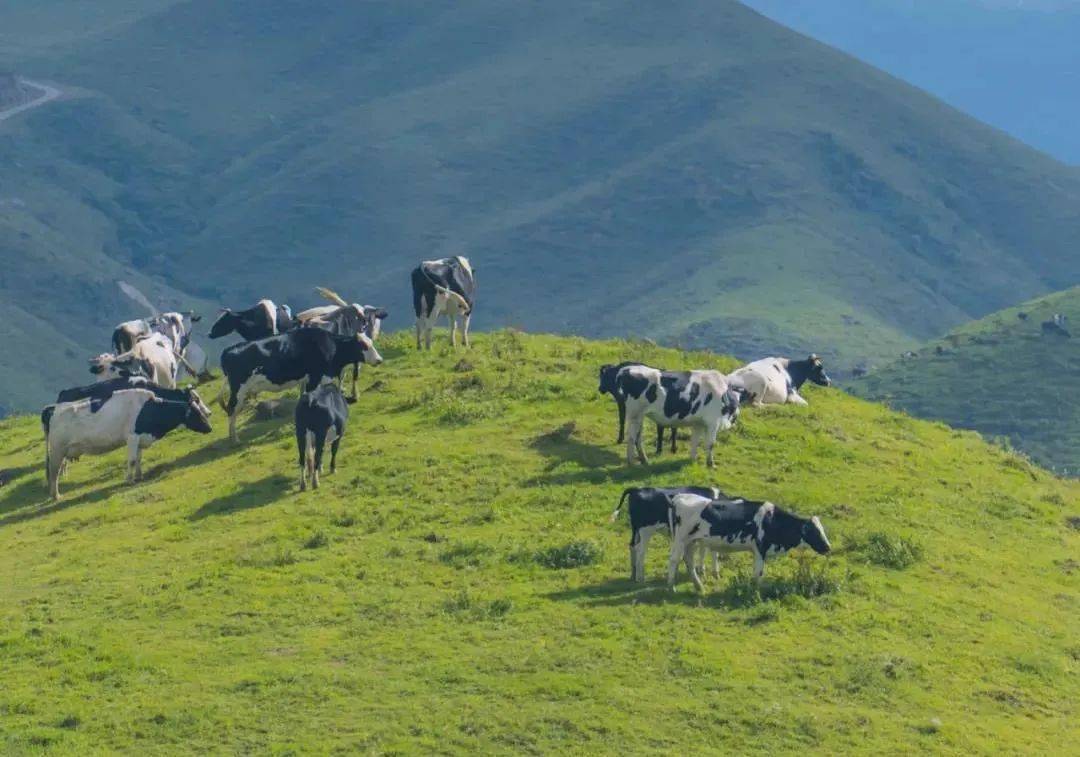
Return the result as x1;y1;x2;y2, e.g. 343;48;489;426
742;0;1080;164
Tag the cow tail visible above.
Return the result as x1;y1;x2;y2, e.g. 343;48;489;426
610;488;633;522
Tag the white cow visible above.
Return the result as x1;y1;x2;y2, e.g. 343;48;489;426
42;388;212;500
90;333;178;388
726;354;831;407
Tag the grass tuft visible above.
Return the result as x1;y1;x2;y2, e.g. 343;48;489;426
850;532;924;569
532;541;603;570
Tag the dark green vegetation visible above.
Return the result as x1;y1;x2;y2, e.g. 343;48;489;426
2;333;1078;752
4;0;1080;414
852;286;1080;475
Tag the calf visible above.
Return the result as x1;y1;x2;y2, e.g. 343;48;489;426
294;383;349;491
412;256;476;349
727;354;831;407
90;333;178;388
667;493;831;591
610;486;724;582
617;367;743;467
43;388;212;501
218;328;382;442
598;362;677;453
209;299;295;341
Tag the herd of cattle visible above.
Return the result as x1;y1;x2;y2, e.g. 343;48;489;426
36;253;835;589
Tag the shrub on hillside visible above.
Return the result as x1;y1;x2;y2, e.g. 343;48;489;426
850;531;923;569
531;541;602;569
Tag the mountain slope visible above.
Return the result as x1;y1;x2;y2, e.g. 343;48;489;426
2;333;1078;753
4;1;1080;414
850;287;1080;475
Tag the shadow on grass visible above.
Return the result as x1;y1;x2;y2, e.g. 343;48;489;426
524;457;687;487
0;477;131;527
187;474;293;520
154;423;283;477
529;429;623;470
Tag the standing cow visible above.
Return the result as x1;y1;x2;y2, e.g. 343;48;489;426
294;383;348;491
90;333;179;388
411;256;476;349
617;367;744;467
667;493;831;590
209;299;295;342
296;288;388;402
598;362;677;453
43;388;212;500
727;354;831;407
218;328;382;443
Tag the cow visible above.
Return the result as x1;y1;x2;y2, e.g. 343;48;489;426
294;383;348;491
296;289;389;402
218;327;382;443
726;354;832;407
411;256;476;349
90;333;178;388
56;376;213;417
610;486;725;582
113;312;207;380
209;299;295;342
43;388;212;501
617;367;744;467
598;362;678;453
667;493;832;591
1042;314;1071;338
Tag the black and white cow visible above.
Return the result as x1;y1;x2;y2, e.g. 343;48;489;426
56;376;213;417
598;362;677;453
610;486;725;582
43;388;212;501
294;383;349;491
667;493;832;590
727;354;832;407
411;256;476;349
90;333;179;388
616;367;744;467
209;300;295;342
296;298;389;402
218;327;382;443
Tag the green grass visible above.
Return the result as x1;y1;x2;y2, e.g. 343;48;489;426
851;286;1080;475
1;331;1078;753
6;0;1080;413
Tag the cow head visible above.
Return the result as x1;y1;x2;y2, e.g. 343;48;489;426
208;309;237;339
801;515;832;555
361;305;389;340
598;364;618;395
335;332;384;367
183;386;213;418
719;388;743;430
806;354;832;387
183;392;213;434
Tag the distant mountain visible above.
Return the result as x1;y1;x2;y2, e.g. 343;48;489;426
3;0;1080;415
850;287;1080;475
742;0;1080;164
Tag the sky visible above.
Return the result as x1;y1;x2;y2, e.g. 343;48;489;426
741;0;1080;164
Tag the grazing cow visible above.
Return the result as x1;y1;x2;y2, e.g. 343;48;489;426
297;290;389;401
727;354;831;407
411;256;476;349
90;333;178;388
43;388;212;501
294;383;349;491
598;362;677;453
617;367;743;467
1042;314;1071;338
218;328;382;443
209;299;295;341
113;312;200;353
667;493;831;590
610;486;724;582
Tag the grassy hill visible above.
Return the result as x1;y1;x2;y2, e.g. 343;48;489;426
2;332;1078;753
4;0;1080;414
850;286;1080;476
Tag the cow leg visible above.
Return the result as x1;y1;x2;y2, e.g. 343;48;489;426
449;313;457;347
616;399;626;444
297;427;309;491
311;432;326;490
628;530;639;581
688;427;701;463
634;526;657;582
349;363;359;403
47;450;64;501
415;319;423;351
634;423;649;465
462;313;471;348
126;436;140;483
667;540;685;588
684;546;700;588
787;392;809;407
330;436;341;474
654;424;664;456
625;415;642;465
670;427;677;454
704;419;722;468
753;550;766;584
712;550;721;580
